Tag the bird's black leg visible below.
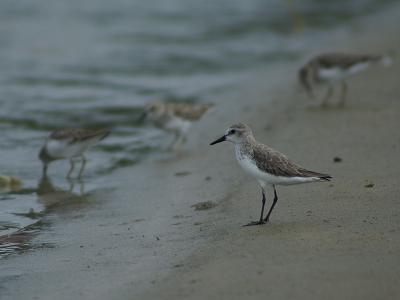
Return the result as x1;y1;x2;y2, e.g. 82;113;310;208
167;132;180;151
77;155;87;179
243;187;267;227
42;165;48;176
338;81;348;107
321;85;333;106
66;160;75;179
263;185;278;223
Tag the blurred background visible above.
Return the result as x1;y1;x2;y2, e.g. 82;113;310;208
0;0;395;257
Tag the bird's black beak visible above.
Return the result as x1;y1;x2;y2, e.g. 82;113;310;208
210;135;226;145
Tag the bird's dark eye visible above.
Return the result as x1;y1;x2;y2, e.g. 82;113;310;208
230;129;236;134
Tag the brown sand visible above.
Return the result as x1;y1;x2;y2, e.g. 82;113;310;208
132;4;400;300
1;3;400;300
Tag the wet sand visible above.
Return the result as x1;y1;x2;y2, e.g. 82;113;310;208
1;3;400;300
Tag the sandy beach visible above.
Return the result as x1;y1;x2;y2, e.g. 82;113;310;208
1;3;400;300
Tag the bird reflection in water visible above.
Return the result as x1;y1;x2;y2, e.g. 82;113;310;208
36;175;91;214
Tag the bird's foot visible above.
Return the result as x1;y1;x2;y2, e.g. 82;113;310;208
242;220;267;227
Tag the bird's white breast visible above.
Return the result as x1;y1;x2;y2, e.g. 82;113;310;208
46;137;99;159
318;62;371;82
317;67;345;82
164;117;191;133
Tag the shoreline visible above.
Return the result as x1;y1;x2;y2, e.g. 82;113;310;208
1;2;400;300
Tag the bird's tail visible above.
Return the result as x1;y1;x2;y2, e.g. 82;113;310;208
198;103;216;116
318;175;332;182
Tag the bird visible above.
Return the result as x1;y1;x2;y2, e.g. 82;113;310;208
141;101;215;151
39;129;110;178
298;53;392;106
210;123;331;226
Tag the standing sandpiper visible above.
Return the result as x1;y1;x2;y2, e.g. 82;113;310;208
299;53;392;106
210;123;331;226
142;101;215;151
39;129;110;178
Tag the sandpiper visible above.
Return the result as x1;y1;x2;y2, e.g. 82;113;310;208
39;129;110;178
210;123;331;226
141;101;215;151
299;53;392;106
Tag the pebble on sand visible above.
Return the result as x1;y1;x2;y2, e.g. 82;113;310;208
365;180;374;187
191;200;219;210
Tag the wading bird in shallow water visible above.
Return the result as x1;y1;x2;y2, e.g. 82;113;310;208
39;129;110;178
141;101;215;151
210;123;331;226
299;53;392;106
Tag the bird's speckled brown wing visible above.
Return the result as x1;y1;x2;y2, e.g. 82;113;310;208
252;143;330;179
316;53;381;69
169;103;215;121
50;129;110;142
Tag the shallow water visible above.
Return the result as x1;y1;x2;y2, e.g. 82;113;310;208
0;0;394;257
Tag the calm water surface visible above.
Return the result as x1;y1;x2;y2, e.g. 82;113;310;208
0;0;393;257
